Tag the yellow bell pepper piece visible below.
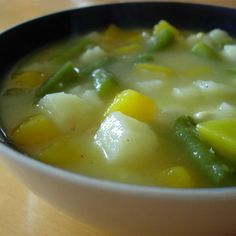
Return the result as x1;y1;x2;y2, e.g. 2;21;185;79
38;136;80;167
10;71;46;89
135;63;174;76
153;20;179;37
114;44;142;55
197;119;236;164
11;114;61;147
104;89;156;122
158;166;194;188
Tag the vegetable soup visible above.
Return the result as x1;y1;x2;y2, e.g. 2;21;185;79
1;20;236;188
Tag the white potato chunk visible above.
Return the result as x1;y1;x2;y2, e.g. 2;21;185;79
193;80;235;95
222;44;236;61
94;112;158;164
209;29;232;45
193;102;236;122
80;46;106;64
39;92;101;133
133;80;163;98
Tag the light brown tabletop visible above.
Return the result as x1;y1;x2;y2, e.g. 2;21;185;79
0;1;236;235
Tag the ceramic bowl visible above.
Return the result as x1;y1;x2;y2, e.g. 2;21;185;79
0;2;236;235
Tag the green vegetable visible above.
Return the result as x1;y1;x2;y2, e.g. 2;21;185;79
90;68;119;97
192;42;219;60
36;61;78;99
148;29;175;51
136;52;154;62
54;37;92;63
79;56;115;78
173;116;235;185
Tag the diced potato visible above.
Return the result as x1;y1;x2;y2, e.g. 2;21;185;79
80;46;106;64
133;80;163;98
197;119;236;164
11;114;60;146
153;20;179;37
94;112;159;164
39;92;102;133
104;89;157;122
157;166;194;188
38;136;81;167
208;29;232;45
222;44;236;61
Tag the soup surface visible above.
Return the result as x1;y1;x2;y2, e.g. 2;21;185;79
1;20;236;188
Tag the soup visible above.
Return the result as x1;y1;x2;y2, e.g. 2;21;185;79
1;20;236;188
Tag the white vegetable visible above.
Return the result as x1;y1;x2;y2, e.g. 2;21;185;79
80;46;106;64
39;92;102;133
94;112;158;164
193;102;236;122
222;44;236;61
208;29;232;45
133;80;163;98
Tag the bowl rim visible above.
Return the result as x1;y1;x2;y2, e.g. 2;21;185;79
1;1;236;197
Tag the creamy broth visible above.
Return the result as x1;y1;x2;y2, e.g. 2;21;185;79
1;21;236;188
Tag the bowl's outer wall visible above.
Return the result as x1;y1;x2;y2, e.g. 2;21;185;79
1;2;236;235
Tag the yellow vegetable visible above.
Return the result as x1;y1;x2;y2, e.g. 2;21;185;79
10;71;47;89
153;20;179;37
114;44;141;55
158;166;194;188
38;136;80;166
135;63;174;76
11;114;60;147
197;119;236;164
104;89;157;122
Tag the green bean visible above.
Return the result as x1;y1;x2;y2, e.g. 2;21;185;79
148;29;175;51
192;42;219;60
173;116;235;185
90;68;119;97
79;56;115;77
36;61;78;99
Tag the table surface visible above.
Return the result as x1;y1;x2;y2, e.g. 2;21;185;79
1;1;236;235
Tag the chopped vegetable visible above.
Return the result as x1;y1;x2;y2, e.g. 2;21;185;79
104;89;157;122
153;20;179;37
135;63;174;76
94;112;158;164
197;119;236;165
192;42;219;59
11;114;60;147
157;166;194;188
79;56;115;77
36;61;79;99
148;29;175;51
90;68;119;97
174;116;235;185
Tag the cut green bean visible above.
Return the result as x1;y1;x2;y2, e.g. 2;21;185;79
192;42;219;60
136;52;154;62
79;56;115;77
91;68;119;97
53;37;92;63
173;116;235;185
36;61;79;99
148;29;175;51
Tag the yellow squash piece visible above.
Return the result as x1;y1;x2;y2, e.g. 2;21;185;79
38;136;80;167
158;166;194;188
153;20;179;37
104;89;157;122
11;114;61;147
135;63;174;76
197;119;236;164
10;71;46;89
